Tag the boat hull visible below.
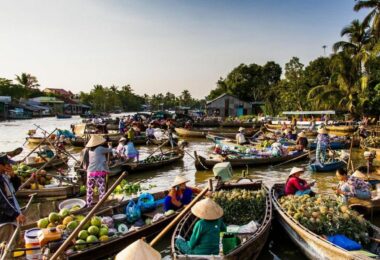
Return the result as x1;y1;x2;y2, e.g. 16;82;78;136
308;160;346;172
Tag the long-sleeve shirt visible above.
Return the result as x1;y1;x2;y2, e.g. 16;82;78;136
339;176;371;197
87;146;112;173
186;218;226;255
285;176;310;195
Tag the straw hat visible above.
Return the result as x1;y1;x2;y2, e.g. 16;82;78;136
191;198;224;220
284;129;290;134
238;127;245;132
119;137;126;143
171;176;189;187
317;128;327;134
288;167;304;177
86;135;106;148
298;132;306;138
115;239;161;260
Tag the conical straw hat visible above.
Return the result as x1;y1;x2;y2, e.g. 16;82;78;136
288;167;304;177
191;198;224;220
171;176;189;187
115;239;161;260
297;132;306;138
318;128;327;134
86;135;106;148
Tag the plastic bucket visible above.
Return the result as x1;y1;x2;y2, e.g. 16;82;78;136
24;228;41;260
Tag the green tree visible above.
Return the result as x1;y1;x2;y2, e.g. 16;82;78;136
354;0;380;39
15;73;40;89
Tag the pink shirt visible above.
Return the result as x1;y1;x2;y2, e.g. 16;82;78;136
285;176;310;195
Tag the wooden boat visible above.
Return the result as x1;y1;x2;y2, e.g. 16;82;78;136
175;127;207;138
194;151;308;170
16;184;80;199
265;125;317;137
56;114;73;119
326;125;357;132
26;136;51;145
26;155;69;169
70;134;148;147
176;127;256;139
271;183;380;260
220;121;255;128
309;140;349;150
308;159;346;172
171;180;272;259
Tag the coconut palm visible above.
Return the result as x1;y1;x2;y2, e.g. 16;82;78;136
15;73;40;89
354;0;380;38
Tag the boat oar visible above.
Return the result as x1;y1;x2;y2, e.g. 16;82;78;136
346;135;355;172
1;193;36;260
145;140;169;159
20;128;58;162
272;150;315;168
49;171;128;260
149;184;210;247
18;154;58;191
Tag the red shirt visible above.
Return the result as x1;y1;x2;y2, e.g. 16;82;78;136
285;176;310;195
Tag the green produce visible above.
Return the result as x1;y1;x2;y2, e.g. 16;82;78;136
113;180;147;195
79;185;86;195
67;221;79;232
59;208;70;218
37;218;49;228
164;210;175;216
91;216;102;227
88;226;99;236
279;194;370;245
78;230;89;240
86;235;98;243
48;212;61;224
363;136;380;148
145;218;152;225
99;235;109;242
212;188;266;225
75;239;86;250
76;215;85;222
63;216;73;226
99;227;108;237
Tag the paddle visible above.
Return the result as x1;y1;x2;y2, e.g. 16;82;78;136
50;171;128;260
145;140;169;160
0;193;36;260
346;135;355;172
20;128;58;162
272;150;315;168
149;184;210;247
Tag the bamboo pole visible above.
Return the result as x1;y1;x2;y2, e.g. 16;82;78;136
149;185;209;247
50;171;128;260
347;135;355;172
20;128;58;162
146;140;169;159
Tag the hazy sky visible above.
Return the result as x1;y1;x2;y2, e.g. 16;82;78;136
0;0;366;98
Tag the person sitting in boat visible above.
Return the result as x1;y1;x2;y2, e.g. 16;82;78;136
271;142;283;157
126;137;139;162
39;145;54;159
0;152;25;245
281;122;287;131
164;176;199;211
214;144;222;154
335;168;372;203
236;127;248;145
145;124;155;140
309;116;316;131
83;135;113;206
127;127;135;141
175;198;226;255
285;167;315;196
316;127;329;165
358;125;368;139
115;137;127;159
296;131;308;152
184;120;192;130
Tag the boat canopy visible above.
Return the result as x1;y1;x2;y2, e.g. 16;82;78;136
282;110;335;115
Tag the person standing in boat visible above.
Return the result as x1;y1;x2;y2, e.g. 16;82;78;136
164;176;199;211
285;167;315;196
125;137;139;162
295;131;308;152
119;117;126;134
127;126;135;142
84;135;113;206
316;127;329;165
175;198;226;255
145;124;155;143
0;153;24;244
115;137;127;159
236;127;248;145
335;168;371;203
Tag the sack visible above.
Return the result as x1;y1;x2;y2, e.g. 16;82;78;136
327;234;362;251
137;193;156;213
125;200;141;223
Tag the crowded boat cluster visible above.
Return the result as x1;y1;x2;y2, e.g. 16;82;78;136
1;110;380;260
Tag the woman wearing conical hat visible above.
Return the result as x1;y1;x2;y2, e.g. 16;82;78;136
285;167;315;196
295;131;308;152
175;198;226;255
316;127;329;165
164;176;200;212
84;135;113;206
115;239;161;260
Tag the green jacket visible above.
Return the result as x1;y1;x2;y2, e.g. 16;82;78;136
188;218;226;255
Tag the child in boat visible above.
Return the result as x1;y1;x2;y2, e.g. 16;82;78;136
335;168;371;203
175;198;226;255
285;167;315;196
164;176;200;211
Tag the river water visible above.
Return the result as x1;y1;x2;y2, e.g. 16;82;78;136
0;116;374;259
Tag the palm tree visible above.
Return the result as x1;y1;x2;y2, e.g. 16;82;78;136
15;73;40;89
354;0;380;39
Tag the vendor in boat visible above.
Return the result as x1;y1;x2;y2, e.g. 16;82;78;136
184;120;192;130
285;167;315;196
127;126;135;141
358;125;368;139
0;152;24;244
296;131;308;152
316;127;329;165
115;137;127;159
83;135;113;206
335;168;371;203
175;198;225;255
119;118;126;134
236;127;248;145
164;176;199;211
126;137;139;162
214;144;222;154
309;116;316;131
145;124;155;140
39;145;54;159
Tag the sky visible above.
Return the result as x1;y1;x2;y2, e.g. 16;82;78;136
0;0;367;99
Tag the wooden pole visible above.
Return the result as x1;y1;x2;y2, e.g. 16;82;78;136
347;135;355;172
146;140;169;159
149;185;209;247
20;128;58;162
50;171;128;260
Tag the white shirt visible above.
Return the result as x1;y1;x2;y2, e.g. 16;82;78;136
236;133;246;144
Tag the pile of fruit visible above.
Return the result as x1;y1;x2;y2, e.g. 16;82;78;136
362;136;380;148
260;140;275;148
140;153;174;164
212;189;266;225
12;163;52;189
37;210;110;251
279;194;370;244
113;180;157;196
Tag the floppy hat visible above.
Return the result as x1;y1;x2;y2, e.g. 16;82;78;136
191;198;224;220
298;132;306;138
86;135;106;148
288;167;304;177
171;176;189;187
318;128;327;134
115;239;161;260
238;127;245;132
119;137;126;143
